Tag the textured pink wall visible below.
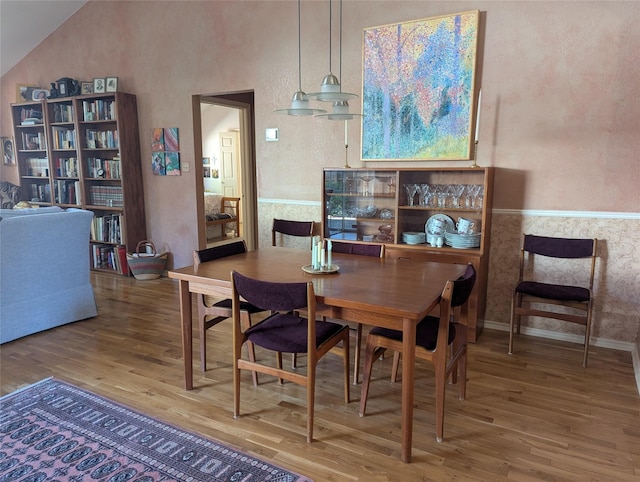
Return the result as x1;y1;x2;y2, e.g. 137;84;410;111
1;1;639;269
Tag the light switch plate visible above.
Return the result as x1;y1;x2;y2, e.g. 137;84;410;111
265;128;278;142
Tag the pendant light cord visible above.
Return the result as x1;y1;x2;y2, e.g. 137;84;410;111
297;0;302;92
339;0;342;82
328;0;333;74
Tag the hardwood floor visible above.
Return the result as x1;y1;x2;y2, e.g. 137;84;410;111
2;272;638;481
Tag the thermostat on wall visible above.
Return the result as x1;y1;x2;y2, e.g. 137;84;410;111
265;128;278;142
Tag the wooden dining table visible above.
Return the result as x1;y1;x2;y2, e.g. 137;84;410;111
168;246;465;463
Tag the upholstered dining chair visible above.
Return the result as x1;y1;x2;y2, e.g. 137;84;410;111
193;241;265;384
230;271;350;443
328;240;385;384
359;263;476;443
272;218;314;249
508;234;598;367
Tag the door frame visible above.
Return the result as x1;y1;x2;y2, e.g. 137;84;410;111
192;91;257;250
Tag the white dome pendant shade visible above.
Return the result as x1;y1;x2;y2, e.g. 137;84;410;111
276;0;326;116
308;0;358;104
315;0;362;120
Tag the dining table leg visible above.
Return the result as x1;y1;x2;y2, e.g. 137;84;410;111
401;317;416;463
178;279;193;390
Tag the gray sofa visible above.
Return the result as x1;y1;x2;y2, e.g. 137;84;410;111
0;206;98;344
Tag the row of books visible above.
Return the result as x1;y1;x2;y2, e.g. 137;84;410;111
51;126;76;149
25;183;51;203
91;243;128;275
21;131;46;150
88;185;123;207
86;129;119;149
82;100;116;122
54;157;79;177
87;157;121;179
55;180;82;205
91;214;125;245
24;157;49;177
19;107;43;124
52;103;74;123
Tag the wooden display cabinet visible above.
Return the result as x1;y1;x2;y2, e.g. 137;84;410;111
10;93;146;276
322;167;494;342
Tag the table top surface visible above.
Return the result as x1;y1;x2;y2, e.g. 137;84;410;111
169;247;465;321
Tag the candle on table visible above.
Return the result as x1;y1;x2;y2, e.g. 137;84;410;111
327;240;332;268
474;89;482;143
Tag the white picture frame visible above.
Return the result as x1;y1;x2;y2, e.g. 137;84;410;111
93;78;106;94
106;77;118;93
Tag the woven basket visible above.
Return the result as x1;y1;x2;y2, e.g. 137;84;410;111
127;241;167;280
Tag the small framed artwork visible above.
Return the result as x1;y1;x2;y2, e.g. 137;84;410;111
2;137;16;165
106;77;118;92
16;84;39;103
211;169;219;179
202;157;210;165
81;82;94;95
152;152;166;175
93;78;106;94
163;127;179;151
165;151;181;176
31;89;49;101
151;128;164;151
203;166;211;178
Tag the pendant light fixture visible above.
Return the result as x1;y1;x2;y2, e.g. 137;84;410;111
276;0;326;116
316;0;363;120
307;0;357;103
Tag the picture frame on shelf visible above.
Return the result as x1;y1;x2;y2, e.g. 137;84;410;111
361;10;479;161
81;82;94;95
31;89;49;101
202;157;210;165
106;77;118;93
16;84;40;103
203;166;211;178
2;137;15;165
93;78;106;94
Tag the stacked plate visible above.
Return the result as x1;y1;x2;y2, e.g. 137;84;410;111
444;232;481;249
402;232;426;244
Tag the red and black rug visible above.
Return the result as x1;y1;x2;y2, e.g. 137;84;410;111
0;378;312;481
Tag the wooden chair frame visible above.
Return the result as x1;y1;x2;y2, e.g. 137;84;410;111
231;271;350;443
271;218;314;249
359;264;475;443
206;197;240;240
508;234;597;367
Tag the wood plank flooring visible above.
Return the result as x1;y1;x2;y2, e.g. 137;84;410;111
1;272;638;481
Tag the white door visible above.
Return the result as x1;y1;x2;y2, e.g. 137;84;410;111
219;131;240;197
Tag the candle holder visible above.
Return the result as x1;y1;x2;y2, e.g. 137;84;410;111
470;140;479;168
344;143;351;169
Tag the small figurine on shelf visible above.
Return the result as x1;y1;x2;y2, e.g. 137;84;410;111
48;82;59;99
69;79;82;96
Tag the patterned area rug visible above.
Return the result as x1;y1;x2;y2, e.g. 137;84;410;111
0;378;312;481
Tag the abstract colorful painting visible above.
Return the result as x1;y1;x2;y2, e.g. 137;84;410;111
165;151;181;175
152;152;165;175
362;11;479;161
164;127;179;152
151;128;164;151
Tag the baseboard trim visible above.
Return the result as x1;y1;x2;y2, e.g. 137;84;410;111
484;320;640;395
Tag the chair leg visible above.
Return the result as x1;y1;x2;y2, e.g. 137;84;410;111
353;323;362;384
307;363;315;443
199;312;207;372
582;300;593;368
240;312;259;386
434;361;446;443
459;345;467;400
292;353;297;368
358;340;385;417
508;292;520;355
343;330;351;403
391;351;400;383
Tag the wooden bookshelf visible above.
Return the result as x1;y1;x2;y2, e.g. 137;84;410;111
10;93;146;276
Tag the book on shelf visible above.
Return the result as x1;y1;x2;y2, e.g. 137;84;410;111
21;131;46;150
55;157;78;177
85;129;119;149
19;107;43;123
91;243;127;275
21;118;42;125
87;157;121;179
90;213;124;244
82;99;116;122
88;185;123;207
52;126;76;149
53;103;74;123
25;157;49;176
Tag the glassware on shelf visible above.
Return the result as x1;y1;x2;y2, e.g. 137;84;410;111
466;184;482;209
403;183;419;206
418;184;431;206
358;175;375;195
462;184;475;208
450;184;465;208
475;185;484;209
437;184;449;208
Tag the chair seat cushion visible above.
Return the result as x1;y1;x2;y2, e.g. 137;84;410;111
213;298;263;314
516;281;590;302
369;316;456;351
246;314;345;353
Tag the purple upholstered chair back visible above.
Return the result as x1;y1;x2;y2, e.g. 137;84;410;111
195;240;246;263
232;271;310;312
272;219;314;238
330;240;384;257
451;264;476;308
523;235;594;259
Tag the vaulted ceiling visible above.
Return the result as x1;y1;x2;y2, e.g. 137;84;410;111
0;0;87;77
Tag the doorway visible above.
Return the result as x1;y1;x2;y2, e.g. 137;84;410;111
192;91;257;250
